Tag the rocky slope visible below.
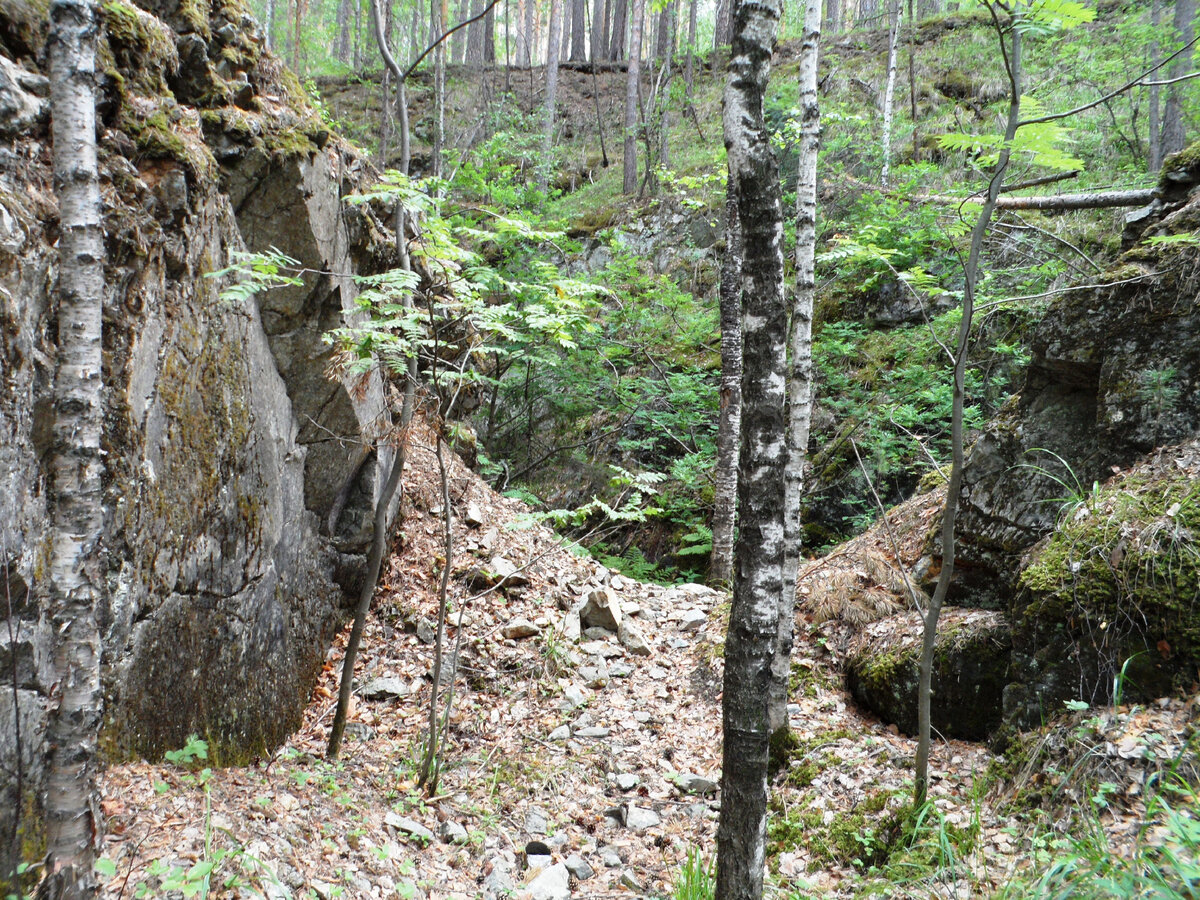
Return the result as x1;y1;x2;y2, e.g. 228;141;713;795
1;0;400;882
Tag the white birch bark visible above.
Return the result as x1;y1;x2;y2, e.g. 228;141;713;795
43;0;105;895
880;0;900;186
771;0;820;737
622;0;645;193
716;0;787;892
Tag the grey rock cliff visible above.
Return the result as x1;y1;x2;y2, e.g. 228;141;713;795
0;0;398;883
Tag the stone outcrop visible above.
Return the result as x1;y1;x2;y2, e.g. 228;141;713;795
0;0;399;882
844;609;1010;742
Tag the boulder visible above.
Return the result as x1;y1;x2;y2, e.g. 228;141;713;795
1004;440;1200;728
845;609;1011;740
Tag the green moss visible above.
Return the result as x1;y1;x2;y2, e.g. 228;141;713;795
1159;140;1200;192
177;0;212;39
1020;462;1200;687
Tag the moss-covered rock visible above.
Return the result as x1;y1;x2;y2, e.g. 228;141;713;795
845;609;1011;740
1003;439;1200;727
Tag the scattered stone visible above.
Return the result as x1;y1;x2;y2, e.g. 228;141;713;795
490;555;530;587
648;665;668;679
548;724;571;741
464;501;486;527
480;527;500;552
526;862;570;900
674;773;719;796
524;808;549;835
599;846;623;868
360;677;412;700
580;589;622;632
575;726;611;738
564;854;595;881
678;609;707;632
617;620;651;657
613;773;640;791
579;639;624;659
415;618;436;644
526;854;553;872
562;684;587;708
502;617;541;640
624;805;661;831
620;870;644;891
609;662;633;678
384;813;434;844
440;820;469;844
579;664;609;689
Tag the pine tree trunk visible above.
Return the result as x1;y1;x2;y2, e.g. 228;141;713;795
709;185;742;587
570;0;586;59
716;0;787;892
591;0;607;59
1148;0;1162;171
622;0;644;192
880;0;900;185
684;0;696;90
336;0;353;62
609;0;627;60
43;1;105;896
467;0;485;66
772;0;820;738
825;0;839;36
713;0;730;48
522;0;534;64
484;2;496;63
561;0;572;61
451;0;468;62
1161;0;1193;158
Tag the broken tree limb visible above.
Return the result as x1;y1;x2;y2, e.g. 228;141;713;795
923;187;1155;211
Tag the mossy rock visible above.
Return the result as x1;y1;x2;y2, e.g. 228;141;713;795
1006;438;1200;727
845;608;1011;740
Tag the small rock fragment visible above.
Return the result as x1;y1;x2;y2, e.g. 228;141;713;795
624;806;661;831
613;773;640;791
440;820;469;844
620;870;644;891
580;589;622;632
526;863;570;900
464;502;486;527
575;726;611;738
524;808;549;835
385;813;434;844
502;617;541;640
598;846;623;868
678;608;707;632
360;677;411;700
564;854;594;881
617;620;651;657
548;724;571;741
674;773;720;796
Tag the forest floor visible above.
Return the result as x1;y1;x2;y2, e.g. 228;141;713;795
97;422;1192;899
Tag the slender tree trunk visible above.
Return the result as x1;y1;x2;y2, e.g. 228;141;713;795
772;0;820;738
915;17;1021;811
609;0;627;60
266;0;277;49
825;0;839;35
336;0;353;62
716;0;787;893
591;0;606;59
521;0;534;64
622;0;645;192
433;0;446;176
1149;0;1162;171
655;0;671;58
709;185;742;587
467;0;485;66
1161;0;1194;158
658;2;674;166
484;1;496;62
713;0;731;48
42;1;105;896
291;0;305;72
880;0;900;185
561;0;572;60
542;0;563;183
684;0;696;90
907;0;917;158
570;0;586;58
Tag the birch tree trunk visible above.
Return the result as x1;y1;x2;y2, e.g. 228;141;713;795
433;0;446;176
43;0;105;896
880;0;900;185
622;0;645;192
914;12;1021;811
1148;0;1162;171
266;0;276;49
771;0;820;738
716;0;787;891
709;184;742;587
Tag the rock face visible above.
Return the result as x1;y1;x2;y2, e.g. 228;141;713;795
957;145;1200;596
845;610;1011;740
1004;439;1200;729
0;0;397;881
